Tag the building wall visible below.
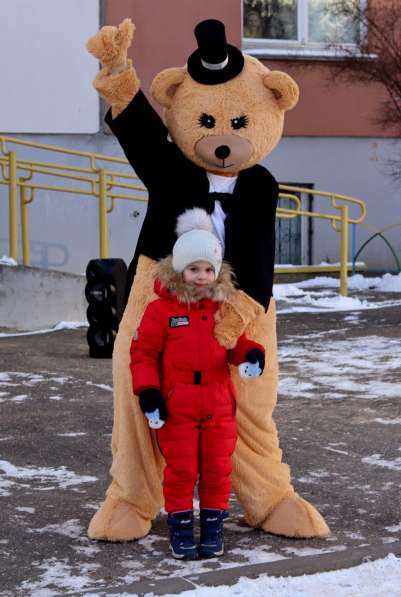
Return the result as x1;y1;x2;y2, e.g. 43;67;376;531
269;60;396;138
0;0;99;133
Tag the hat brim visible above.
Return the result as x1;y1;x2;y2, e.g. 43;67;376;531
187;44;244;85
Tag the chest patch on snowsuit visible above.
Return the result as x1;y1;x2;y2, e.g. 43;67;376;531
169;315;190;328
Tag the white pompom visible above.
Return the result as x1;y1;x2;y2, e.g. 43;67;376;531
176;208;213;237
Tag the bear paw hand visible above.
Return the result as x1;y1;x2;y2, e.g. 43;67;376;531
86;18;135;69
214;302;247;350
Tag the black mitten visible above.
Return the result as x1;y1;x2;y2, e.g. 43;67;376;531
138;388;168;421
246;348;265;374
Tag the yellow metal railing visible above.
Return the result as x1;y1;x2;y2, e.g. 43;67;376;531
277;185;366;295
0;136;366;296
0;136;147;263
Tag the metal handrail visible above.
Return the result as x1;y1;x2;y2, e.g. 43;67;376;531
0;135;131;167
279;184;366;225
0;135;367;296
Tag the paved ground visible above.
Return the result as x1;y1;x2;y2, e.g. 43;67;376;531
1;289;401;595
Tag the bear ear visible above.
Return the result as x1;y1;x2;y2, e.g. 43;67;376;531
263;71;299;111
150;67;187;108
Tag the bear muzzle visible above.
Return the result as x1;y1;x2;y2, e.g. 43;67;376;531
195;134;253;172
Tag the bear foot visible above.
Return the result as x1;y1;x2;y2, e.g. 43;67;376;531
88;498;151;542
261;493;330;538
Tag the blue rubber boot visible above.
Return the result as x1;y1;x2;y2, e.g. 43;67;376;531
199;509;229;558
167;510;198;560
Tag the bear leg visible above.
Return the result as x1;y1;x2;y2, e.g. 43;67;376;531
231;299;330;539
88;497;151;541
260;493;330;538
87;256;164;542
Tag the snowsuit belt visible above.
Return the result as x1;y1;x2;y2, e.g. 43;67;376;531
167;368;230;386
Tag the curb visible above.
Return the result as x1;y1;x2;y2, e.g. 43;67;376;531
74;540;401;596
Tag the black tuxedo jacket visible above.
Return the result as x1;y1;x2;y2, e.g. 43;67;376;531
105;91;278;309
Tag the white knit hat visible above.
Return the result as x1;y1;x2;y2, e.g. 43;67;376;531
172;208;223;275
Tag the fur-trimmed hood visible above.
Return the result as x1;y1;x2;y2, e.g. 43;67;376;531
154;256;236;305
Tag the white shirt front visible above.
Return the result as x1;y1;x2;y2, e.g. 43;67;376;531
207;172;238;253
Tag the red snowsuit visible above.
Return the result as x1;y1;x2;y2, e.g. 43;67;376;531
130;267;264;513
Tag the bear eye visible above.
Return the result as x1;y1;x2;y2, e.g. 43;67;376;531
231;115;249;130
199;113;216;129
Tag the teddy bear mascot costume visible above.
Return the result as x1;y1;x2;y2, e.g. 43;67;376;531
86;18;330;541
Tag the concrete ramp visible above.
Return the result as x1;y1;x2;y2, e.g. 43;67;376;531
0;264;86;332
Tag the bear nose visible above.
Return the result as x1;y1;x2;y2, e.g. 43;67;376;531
215;145;231;160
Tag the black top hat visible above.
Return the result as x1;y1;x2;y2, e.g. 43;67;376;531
187;19;244;85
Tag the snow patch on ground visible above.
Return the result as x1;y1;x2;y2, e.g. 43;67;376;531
283;545;347;557
362;454;401;472
83;502;102;511
224;522;250;533
57;432;87;437
0;321;87;338
19;558;101;595
0;372;13;382
273;284;305;300
343;531;366;541
385;523;401;533
281;294;371;313
349;272;401;292
297;470;333;484
86;381;113;392
30;519;84;538
324;447;349;456
277;378;315;398
9;394;31;402
145;554;401;597
273;272;401;313
382;537;399;544
73;543;102;557
49;376;71;384
0;460;97;491
1;372;45;385
0;255;17;266
229;548;286;564
0;372;76;401
279;336;401;402
290;272;401;293
0;477;16;497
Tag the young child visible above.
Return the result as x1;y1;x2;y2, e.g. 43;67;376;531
130;209;265;560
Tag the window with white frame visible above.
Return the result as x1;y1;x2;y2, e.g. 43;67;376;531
243;0;363;54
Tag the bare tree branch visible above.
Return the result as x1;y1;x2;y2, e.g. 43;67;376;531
328;1;401;178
